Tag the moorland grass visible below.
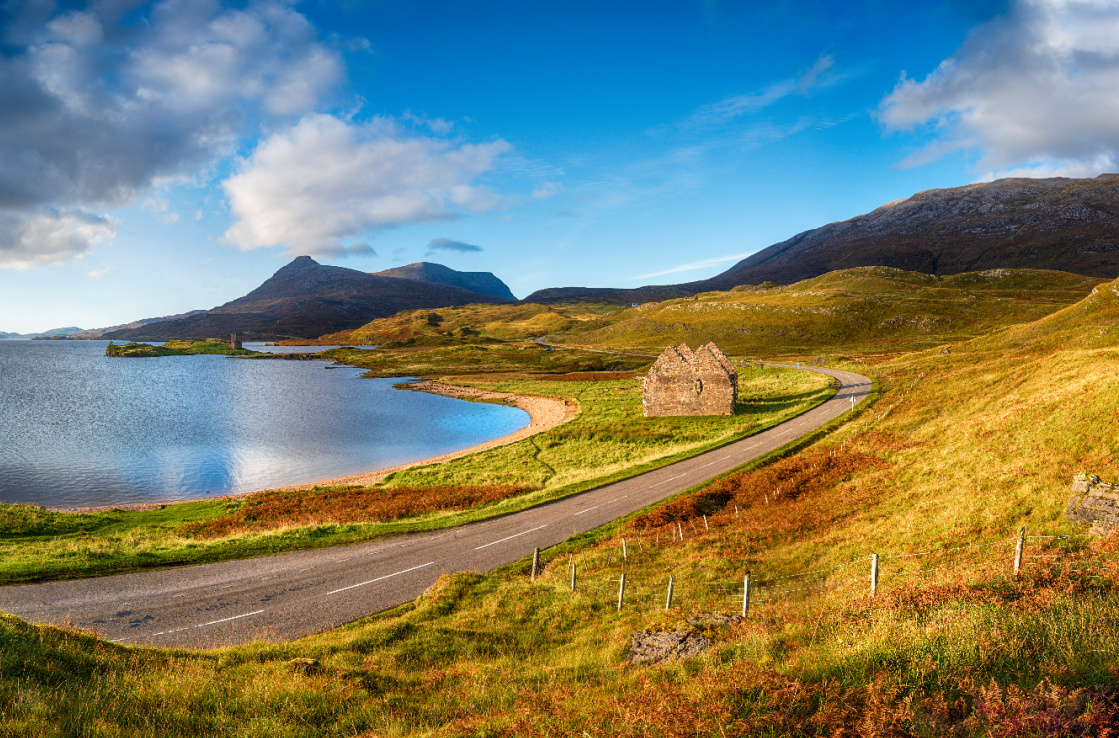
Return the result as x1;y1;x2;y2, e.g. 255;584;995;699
0;366;833;584
4;274;1118;736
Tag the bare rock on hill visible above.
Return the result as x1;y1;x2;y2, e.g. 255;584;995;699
628;631;712;665
1066;473;1119;535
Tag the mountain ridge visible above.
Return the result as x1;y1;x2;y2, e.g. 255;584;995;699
524;176;1119;304
104;257;513;341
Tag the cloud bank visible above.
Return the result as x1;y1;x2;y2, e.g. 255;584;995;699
879;0;1119;177
0;0;343;268
222;115;510;258
426;238;483;253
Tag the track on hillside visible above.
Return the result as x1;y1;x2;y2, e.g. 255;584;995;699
0;365;871;648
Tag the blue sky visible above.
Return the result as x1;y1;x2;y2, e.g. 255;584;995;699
3;0;1118;333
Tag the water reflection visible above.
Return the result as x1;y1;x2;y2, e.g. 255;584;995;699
0;340;527;508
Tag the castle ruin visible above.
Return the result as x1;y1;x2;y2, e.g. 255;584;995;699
228;333;242;350
643;343;738;417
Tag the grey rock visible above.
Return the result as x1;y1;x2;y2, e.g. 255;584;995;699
1066;474;1119;535
628;631;712;665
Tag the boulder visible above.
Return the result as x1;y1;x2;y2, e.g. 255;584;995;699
1065;474;1119;534
627;631;712;665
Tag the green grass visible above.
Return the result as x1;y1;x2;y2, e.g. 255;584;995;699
556;266;1104;357
105;340;260;358
0;366;833;584
4;271;1118;736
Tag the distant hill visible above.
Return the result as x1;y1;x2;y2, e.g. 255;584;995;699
104;256;513;341
524;176;1119;304
557;267;1104;356
0;326;85;339
73;311;207;339
373;262;517;300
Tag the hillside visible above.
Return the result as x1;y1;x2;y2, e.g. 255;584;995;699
373;262;517;300
104;257;513;341
525;175;1119;304
307;302;623;347
556;266;1104;356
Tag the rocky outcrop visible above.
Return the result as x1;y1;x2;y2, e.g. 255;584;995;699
627;631;712;665
643;342;737;417
1065;474;1119;534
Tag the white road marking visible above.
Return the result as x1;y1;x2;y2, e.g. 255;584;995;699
474;525;547;550
199;610;265;627
574;506;600;516
326;561;436;595
150;608;266;637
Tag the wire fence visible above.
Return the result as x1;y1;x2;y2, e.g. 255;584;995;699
527;524;1112;616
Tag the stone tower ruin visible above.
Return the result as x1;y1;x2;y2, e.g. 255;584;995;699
228;332;242;350
642;342;738;417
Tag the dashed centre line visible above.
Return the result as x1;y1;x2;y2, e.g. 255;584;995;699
474;525;547;550
326;561;436;595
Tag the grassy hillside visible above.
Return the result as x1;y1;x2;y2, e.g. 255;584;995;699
557;267;1104;357
291;303;624;347
0;367;831;583
3;273;1118;736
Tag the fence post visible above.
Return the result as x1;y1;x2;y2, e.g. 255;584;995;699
665;575;675;611
703;515;709;530
570;562;577;593
617;573;626;611
678;521;685;541
742;573;751;618
531;547;540;581
1014;526;1025;577
622;538;628;561
735;505;739;518
871;553;879;597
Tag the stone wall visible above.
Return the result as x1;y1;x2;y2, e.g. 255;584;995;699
642;342;737;417
1065;473;1119;534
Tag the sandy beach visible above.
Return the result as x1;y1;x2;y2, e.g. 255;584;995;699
69;381;576;512
277;380;576;489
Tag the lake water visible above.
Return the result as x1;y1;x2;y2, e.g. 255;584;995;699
0;340;528;509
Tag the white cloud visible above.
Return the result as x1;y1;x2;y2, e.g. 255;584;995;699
0;0;342;269
143;197;180;225
222;114;511;257
631;252;752;281
879;0;1119;176
0;210;117;270
87;264;113;279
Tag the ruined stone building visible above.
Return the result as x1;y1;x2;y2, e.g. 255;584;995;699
643;343;738;417
228;333;242;350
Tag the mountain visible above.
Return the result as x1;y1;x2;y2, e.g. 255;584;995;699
104;256;513;341
373;262;517;300
0;326;85;339
72;311;207;339
524;175;1119;304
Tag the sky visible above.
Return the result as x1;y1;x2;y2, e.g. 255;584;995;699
4;0;1119;333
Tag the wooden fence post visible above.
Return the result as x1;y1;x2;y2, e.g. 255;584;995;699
570;562;577;593
622;538;628;561
742;574;751;618
735;505;739;518
871;553;879;597
703;515;709;530
617;573;626;611
531;548;540;581
1014;526;1025;577
678;521;685;541
665;575;675;611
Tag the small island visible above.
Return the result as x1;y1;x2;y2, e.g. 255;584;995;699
105;338;261;358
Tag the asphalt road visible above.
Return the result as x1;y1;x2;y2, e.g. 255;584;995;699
0;364;870;649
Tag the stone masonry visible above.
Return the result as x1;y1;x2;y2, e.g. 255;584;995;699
642;342;737;417
228;332;242;350
1066;473;1119;535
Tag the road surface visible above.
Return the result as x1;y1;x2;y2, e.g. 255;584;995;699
0;364;870;648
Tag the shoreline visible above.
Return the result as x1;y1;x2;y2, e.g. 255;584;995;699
66;380;576;513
